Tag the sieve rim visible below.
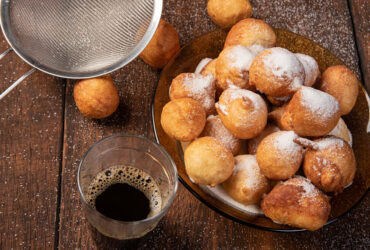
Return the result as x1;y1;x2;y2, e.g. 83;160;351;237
0;0;163;79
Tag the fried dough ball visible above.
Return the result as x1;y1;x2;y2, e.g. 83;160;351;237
200;59;223;98
224;18;276;49
303;136;356;194
294;53;320;87
319;65;359;115
139;19;180;68
200;115;241;155
286;87;341;136
207;0;252;28
222;155;270;205
256;131;304;180
268;105;293;131
249;47;305;97
215;88;268;139
216;45;256;90
248;123;280;154
160;98;206;142
184;136;234;186
73;75;119;119
170;73;216;116
261;176;331;231
328;118;352;146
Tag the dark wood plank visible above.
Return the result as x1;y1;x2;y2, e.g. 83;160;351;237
58;0;369;249
348;0;370;91
0;36;65;247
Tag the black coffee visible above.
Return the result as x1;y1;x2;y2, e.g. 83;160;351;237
95;183;150;221
86;166;161;222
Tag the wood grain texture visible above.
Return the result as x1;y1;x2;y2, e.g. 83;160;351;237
348;0;370;91
56;0;369;249
0;33;65;248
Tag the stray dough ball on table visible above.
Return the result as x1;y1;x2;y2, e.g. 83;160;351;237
249;47;305;97
216;88;268;139
303;136;356;194
286;86;341;136
73;75;119;119
294;53;320;87
224;18;276;49
247;123;280;154
207;0;252;28
184;136;234;186
139;19;180;68
170;73;216;116
200;115;241;155
160;98;206;142
216;45;256;90
319;65;359;115
222;155;270;205
256;131;304;180
261;176;331;231
328;118;352;146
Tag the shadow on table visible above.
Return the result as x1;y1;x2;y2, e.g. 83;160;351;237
87;223;153;250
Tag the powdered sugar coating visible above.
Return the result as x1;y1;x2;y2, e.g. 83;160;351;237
194;58;213;74
283;176;320;203
316;136;345;150
172;73;216;113
233;155;264;190
262;47;305;90
299;86;340;119
219;88;265;114
295;53;320;87
227;45;256;72
272;131;301;155
248;44;266;55
201;115;240;154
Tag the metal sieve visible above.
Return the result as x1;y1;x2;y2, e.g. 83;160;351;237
0;0;162;99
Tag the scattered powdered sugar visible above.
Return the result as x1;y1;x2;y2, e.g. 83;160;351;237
262;47;304;90
272;131;301;154
316;137;345;150
248;44;266;56
182;73;215;111
295;53;319;86
227;45;255;72
299;86;340;119
194;58;213;74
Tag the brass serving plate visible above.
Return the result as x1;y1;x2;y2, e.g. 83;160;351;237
152;29;370;232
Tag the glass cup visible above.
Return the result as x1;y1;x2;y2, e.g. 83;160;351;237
77;134;178;240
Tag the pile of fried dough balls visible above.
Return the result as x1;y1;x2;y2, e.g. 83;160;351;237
74;19;180;119
160;18;360;231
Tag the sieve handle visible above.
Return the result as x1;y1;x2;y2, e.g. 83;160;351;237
0;48;36;100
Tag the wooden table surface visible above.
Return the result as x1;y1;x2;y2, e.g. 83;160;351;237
0;0;369;249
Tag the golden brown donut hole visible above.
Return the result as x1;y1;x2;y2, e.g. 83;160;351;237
160;98;206;142
73;75;119;119
139;19;180;69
